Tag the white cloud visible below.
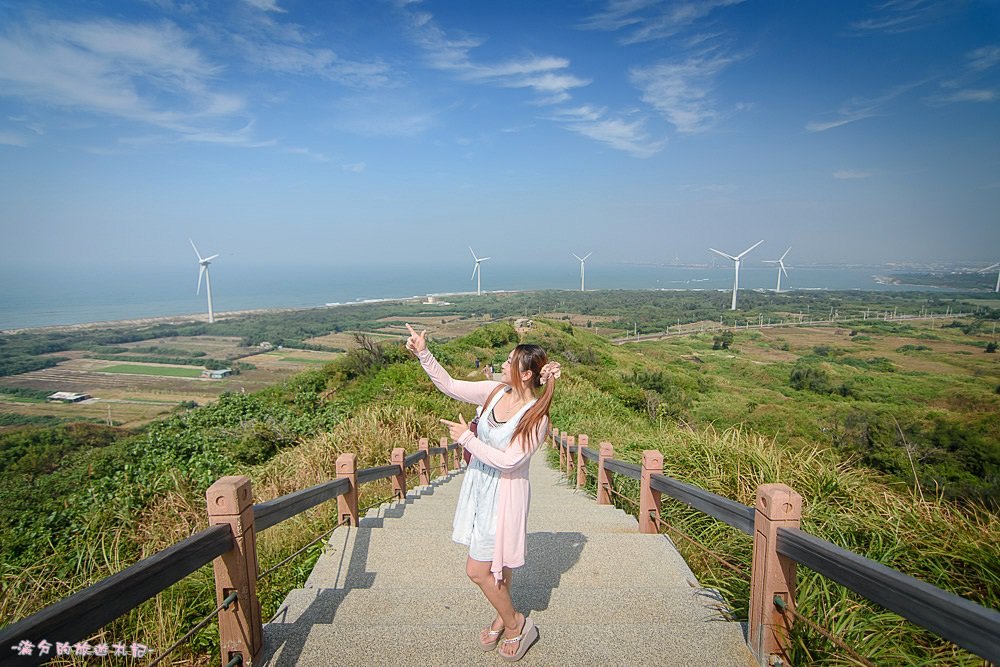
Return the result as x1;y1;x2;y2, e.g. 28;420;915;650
833;170;873;180
849;0;946;35
242;0;286;12
630;51;738;133
0;17;251;140
406;8;588;104
806;81;924;132
549;105;665;157
579;0;745;45
967;46;1000;72
926;88;997;105
341;162;366;173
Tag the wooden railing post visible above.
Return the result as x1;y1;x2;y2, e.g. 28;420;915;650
749;484;802;666
438;437;450;477
558;432;566;469
576;434;588;490
391;447;406;502
565;435;576;478
551;427;559;449
597;442;614;505
452;442;461;470
418;437;431;486
639;450;663;534
336;453;358;526
206;476;262;667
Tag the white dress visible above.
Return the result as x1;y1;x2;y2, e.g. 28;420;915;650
452;389;536;561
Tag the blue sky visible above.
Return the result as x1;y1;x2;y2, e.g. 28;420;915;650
0;0;998;272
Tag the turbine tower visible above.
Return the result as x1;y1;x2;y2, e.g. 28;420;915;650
573;252;592;291
980;262;1000;293
469;246;491;296
762;247;791;292
709;240;763;310
190;238;219;323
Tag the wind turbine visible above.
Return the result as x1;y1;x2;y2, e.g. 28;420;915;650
190;238;219;323
980;262;1000;293
572;252;592;291
709;240;763;310
762;247;791;292
469;246;491;296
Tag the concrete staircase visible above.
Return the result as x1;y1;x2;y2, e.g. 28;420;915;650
260;455;756;666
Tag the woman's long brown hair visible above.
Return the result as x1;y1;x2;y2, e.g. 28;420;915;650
508;344;555;450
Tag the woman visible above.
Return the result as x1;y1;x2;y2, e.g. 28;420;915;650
404;323;559;662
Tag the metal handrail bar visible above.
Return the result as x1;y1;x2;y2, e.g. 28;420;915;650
602;458;641;479
254;477;351;532
777;527;1000;662
357;464;400;486
649;473;754;535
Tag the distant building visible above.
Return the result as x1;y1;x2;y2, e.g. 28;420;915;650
259;341;273;350
48;392;90;403
202;369;233;379
515;318;533;330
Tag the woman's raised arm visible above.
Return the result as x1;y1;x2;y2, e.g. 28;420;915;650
406;323;499;405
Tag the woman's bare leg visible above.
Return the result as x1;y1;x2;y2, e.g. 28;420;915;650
467;557;523;652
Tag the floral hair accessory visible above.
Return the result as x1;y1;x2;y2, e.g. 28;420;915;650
539;361;561;385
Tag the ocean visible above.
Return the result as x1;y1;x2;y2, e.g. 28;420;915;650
0;263;942;330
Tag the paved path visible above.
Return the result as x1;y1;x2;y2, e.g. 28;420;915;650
260;454;756;666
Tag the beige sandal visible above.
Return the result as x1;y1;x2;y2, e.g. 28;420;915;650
479;617;504;652
499;616;538;663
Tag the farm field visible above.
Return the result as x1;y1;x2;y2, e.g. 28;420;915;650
101;364;204;377
0;340;339;429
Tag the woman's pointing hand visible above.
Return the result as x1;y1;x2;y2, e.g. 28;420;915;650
405;322;427;355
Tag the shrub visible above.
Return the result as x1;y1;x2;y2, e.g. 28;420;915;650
712;331;734;349
789;363;831;394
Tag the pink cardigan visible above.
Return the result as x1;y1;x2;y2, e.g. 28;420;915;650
417;349;547;582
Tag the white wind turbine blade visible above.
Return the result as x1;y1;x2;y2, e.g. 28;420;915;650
980;263;1000;272
582;252;592;261
736;239;764;259
197;265;205;294
189;238;204;262
780;262;788;277
469;246;480;262
709;248;738;261
470;263;479;281
202;254;219;264
573;253;583;262
479;256;491;262
780;247;791;261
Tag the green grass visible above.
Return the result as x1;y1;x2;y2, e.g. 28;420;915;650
1;316;997;666
280;356;335;363
100;364;204;378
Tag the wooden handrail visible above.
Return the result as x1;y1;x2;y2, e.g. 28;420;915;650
0;524;233;663
0;439;461;667
649;473;755;535
555;426;1000;666
777;527;1000;663
253;477;351;532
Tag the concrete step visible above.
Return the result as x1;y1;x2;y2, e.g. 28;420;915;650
360;500;640;531
269;584;733;627
306;529;698;590
260;621;755;667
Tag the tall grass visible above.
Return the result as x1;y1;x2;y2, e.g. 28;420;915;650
554;374;1000;665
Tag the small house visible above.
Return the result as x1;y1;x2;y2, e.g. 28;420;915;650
201;369;233;379
47;392;90;403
